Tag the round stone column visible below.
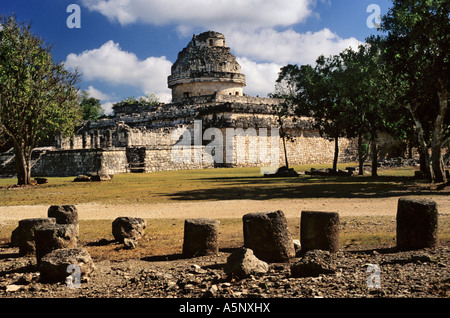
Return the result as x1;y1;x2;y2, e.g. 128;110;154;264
17;218;56;256
396;198;438;250
182;218;219;258
300;211;340;253
243;210;295;262
35;224;78;263
48;205;79;236
112;217;146;243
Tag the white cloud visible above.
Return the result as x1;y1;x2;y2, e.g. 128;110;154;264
237;57;282;97
85;85;113;101
232;28;361;97
101;101;115;115
82;0;314;30
65;40;172;102
83;86;116;114
228;28;362;66
76;1;363;100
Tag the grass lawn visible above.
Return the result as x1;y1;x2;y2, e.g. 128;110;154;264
0;163;436;206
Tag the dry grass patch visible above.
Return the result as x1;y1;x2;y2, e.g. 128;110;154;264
1;165;440;207
2;214;449;262
1;214;448;262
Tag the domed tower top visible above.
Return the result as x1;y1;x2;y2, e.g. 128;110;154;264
168;31;246;102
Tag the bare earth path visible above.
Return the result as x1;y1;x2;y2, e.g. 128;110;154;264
1;196;449;223
1;196;449;300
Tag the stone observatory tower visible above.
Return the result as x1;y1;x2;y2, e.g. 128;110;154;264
167;31;246;102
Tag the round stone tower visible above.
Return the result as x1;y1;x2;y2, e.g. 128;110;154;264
168;31;246;102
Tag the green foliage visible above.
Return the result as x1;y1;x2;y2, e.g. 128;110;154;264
0;15;81;184
380;0;449;182
79;90;104;121
275;51;380;172
274;0;448;181
113;93;160;108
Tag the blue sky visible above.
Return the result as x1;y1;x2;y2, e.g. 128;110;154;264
1;0;392;114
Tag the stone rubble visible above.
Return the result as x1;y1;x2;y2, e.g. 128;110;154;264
0;244;448;298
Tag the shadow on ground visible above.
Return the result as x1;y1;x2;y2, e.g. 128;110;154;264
164;175;449;201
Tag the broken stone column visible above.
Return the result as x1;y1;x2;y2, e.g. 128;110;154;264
224;247;269;279
47;205;79;236
290;249;337;277
182;218;219;258
300;211;340;253
112;217;146;243
39;248;95;283
396;198;438;250
243;210;295;262
35;224;78;263
17;218;56;256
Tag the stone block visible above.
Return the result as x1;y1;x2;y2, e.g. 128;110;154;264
396;198;438;250
112;217;146;243
47;205;79;236
17;218;56;256
224;247;269;279
35;224;78;263
300;211;340;253
182;218;219;257
38;248;95;283
290;250;337;277
243;210;295;262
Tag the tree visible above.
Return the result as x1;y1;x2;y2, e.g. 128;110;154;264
272;102;294;169
0;15;81;185
337;41;395;177
380;0;449;182
276;56;355;172
79;91;104;121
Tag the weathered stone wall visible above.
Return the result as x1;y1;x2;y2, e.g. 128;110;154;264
25;145;215;177
146;146;214;172
31;148;128;177
25;127;357;178
200;127;357;169
171;81;244;101
168;31;246;103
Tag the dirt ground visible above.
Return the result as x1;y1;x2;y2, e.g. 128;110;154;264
1;196;449;223
1;196;449;303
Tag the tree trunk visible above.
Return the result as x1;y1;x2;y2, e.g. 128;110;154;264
332;137;339;172
358;134;365;175
431;85;447;183
14;146;31;185
407;139;413;159
370;137;378;177
282;134;289;169
408;108;434;182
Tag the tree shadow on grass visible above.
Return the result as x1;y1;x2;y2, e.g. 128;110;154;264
164;175;449;201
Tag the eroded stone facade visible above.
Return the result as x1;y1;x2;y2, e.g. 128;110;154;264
1;31;362;178
168;31;245;102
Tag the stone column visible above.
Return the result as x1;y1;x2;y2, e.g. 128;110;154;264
300;211;340;253
82;132;88;149
107;130;113;147
182;218;219;257
39;248;95;283
396;198;438;250
243;210;295;262
47;205;79;236
35;224;78;263
17;218;56;256
112;217;146;243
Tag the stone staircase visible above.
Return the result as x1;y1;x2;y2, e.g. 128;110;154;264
0;148;53;178
126;147;146;173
